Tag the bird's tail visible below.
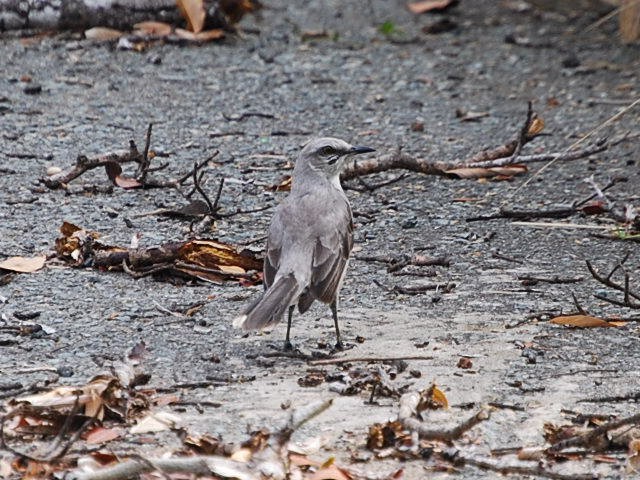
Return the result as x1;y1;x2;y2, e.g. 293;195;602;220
233;274;299;330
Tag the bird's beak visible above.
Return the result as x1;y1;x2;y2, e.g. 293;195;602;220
349;146;376;155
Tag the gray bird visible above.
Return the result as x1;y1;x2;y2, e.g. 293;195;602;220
234;137;375;350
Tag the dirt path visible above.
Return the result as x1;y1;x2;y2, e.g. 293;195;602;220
1;1;639;478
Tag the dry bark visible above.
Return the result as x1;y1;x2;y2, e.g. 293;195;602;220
0;0;253;31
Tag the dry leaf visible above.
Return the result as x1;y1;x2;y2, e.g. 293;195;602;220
581;201;608;215
367;421;407;450
84;27;124;41
104;162;142;189
84;426;122;444
428;384;449;409
309;463;352;480
220;0;261;23
0;255;45;273
184;433;222;454
289;453;321;467
456;109;489;122
174;28;225;41
130;411;181;434
133;21;173;36
527;116;545;135
407;0;454;14
12;375;119;420
230;448;253;462
627;439;640;473
550;315;621;328
269;175;292;191
176;0;206;33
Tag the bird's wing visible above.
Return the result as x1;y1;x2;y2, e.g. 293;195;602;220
308;204;353;304
264;214;284;290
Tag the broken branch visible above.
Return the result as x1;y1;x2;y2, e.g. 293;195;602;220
398;391;490;441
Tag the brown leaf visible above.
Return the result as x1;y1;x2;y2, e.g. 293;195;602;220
89;451;119;465
527;116;545;135
457;357;473;369
84;27;124;41
426;384;449;409
104;162;142;189
309;463;353;480
184;433;222;454
60;221;82;237
628;439;640;473
289;453;321;467
176;0;206;33
581;201;608;215
133;21;173;36
84;426;122;444
445;165;527;179
367;421;406;449
550;315;622;328
174;28;225;41
269;175;292;191
407;0;455;14
0;255;45;273
220;0;261;23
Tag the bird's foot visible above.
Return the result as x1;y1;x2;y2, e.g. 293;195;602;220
283;340;294;351
332;341;355;353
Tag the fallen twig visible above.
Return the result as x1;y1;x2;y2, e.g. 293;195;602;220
0;397;97;463
70;399;333;480
467;207;576;222
586;257;640;309
136;123;153;184
340;105;606;180
308;355;434;366
356;253;450;272
69;455;257;480
42;144;143;189
518;275;584;285
466;141;607;168
452;453;597;480
548;412;640;452
398;391;490;441
374;280;456;295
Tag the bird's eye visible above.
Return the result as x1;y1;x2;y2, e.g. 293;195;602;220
319;146;334;156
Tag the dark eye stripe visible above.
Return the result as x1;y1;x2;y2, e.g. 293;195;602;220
320;146;334;156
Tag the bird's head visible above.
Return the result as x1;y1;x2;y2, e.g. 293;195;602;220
299;137;375;178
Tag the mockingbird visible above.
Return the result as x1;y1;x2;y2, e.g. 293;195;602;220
234;137;375;350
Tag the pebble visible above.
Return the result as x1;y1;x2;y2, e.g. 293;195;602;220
23;83;42;95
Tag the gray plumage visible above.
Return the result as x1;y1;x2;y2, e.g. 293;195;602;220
233;137;375;349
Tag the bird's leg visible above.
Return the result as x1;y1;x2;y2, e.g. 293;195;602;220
284;305;295;351
330;301;344;350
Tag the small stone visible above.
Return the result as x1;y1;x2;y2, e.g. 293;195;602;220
46;166;62;176
410;120;424;132
457;357;473;369
57;366;74;377
23;84;42;95
562;55;580;69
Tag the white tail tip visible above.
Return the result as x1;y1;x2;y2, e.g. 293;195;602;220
233;315;247;329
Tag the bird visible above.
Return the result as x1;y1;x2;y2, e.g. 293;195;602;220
234;137;375;350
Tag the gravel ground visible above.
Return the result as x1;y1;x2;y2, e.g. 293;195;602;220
1;1;639;478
